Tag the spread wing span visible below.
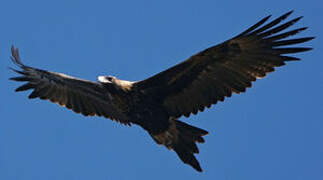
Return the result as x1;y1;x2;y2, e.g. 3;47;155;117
135;11;314;118
10;46;129;125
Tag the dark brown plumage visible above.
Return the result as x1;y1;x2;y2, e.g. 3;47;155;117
10;11;313;172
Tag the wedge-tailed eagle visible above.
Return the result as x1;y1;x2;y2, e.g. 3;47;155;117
10;11;314;172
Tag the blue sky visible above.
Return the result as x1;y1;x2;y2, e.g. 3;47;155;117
1;0;322;179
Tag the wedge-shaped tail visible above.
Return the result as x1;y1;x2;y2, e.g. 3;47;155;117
151;119;208;172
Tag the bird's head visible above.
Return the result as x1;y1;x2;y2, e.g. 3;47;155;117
97;75;118;84
98;75;134;92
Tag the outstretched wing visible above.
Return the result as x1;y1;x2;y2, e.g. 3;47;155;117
135;11;314;118
10;46;129;125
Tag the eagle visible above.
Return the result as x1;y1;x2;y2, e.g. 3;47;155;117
10;11;313;172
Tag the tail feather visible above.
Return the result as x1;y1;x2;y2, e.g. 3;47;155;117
151;119;208;172
175;120;208;143
173;120;208;172
174;141;202;172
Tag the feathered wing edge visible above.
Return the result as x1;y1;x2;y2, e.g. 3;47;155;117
235;10;314;59
9;46;130;125
154;11;314;118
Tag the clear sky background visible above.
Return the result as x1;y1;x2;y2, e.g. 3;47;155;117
1;0;322;180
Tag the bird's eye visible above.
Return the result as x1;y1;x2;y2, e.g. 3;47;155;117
106;77;113;81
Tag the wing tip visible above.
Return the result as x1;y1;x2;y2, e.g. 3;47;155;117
264;14;272;21
285;10;294;17
10;45;25;67
237;14;272;37
8;67;28;75
308;36;316;41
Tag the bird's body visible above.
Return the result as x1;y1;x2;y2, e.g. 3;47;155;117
10;11;313;172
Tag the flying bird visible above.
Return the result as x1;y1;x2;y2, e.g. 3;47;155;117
9;11;313;172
